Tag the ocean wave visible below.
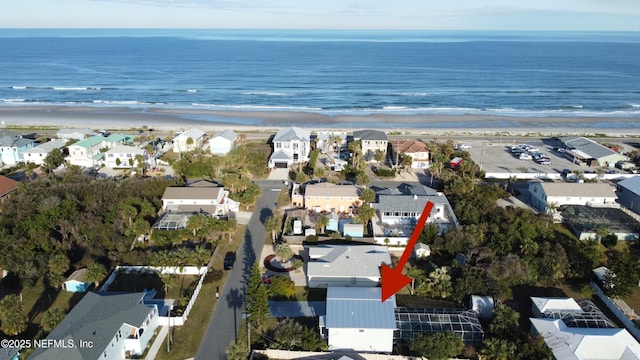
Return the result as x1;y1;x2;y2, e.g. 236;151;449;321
11;86;27;90
1;98;27;103
52;86;101;91
186;89;198;93
191;102;322;111
241;91;290;97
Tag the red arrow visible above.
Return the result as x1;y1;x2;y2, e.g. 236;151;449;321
381;200;434;302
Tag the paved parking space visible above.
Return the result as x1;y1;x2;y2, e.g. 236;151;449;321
267;168;290;180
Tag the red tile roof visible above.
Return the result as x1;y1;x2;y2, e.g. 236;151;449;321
0;175;18;197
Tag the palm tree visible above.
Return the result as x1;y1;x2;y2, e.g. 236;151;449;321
225;340;249;360
264;215;280;243
429;161;443;187
186;136;194;151
356;203;375;234
360;188;376;204
406;265;426;295
42;306;66;333
275;243;294;263
316;214;329;234
135;154;146;175
85;263;107;288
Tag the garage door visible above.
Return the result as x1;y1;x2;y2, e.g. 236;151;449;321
274;162;288;168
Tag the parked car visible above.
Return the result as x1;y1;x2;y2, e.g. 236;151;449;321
457;144;472;150
224;251;236;270
538;159;552;165
519;153;532;160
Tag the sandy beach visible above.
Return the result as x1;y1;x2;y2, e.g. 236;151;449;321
1;105;639;137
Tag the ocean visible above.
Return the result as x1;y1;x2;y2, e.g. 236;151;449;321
1;29;639;118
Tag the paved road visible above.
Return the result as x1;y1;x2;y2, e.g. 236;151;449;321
194;180;284;360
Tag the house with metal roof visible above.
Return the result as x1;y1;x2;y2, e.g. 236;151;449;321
56;128;97;141
558;136;628;167
617;176;640;216
306;244;391;288
173;128;206;153
208;129;237;155
0;132;37;166
352;129;388;162
530;318;640;360
66;134;133;167
528;180;618;213
319;287;397;353
268;126;311;168
374;183;459;235
22;139;67;166
29;292;159;360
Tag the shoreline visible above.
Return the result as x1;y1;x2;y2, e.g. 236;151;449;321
1;105;640;137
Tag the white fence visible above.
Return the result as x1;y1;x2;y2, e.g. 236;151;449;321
100;265;208;327
590;281;640;342
251;350;424;360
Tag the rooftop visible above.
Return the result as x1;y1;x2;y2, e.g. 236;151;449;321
305;183;359;198
391;139;429;154
176;128;206;140
24;138;67;153
325;287;396;329
273;126;311;142
618;176;640;197
212;129;237;141
162;186;223;201
559;136;626;161
0;175;18;197
532;297;583;314
353;129;387;141
307;244;390;279
532;181;617;198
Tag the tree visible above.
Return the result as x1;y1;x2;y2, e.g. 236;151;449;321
42;306;66;333
356;203;375;231
275;243;294;263
270;318;328;351
602;233;618;248
410;332;464;359
374;149;386;162
406;265;426;296
268;276;296;299
429;161;443;187
245;262;269;326
489;304;520;339
360;188;375;204
115;157;121;167
481;337;517;360
264;215;280;242
0;294;27;336
44;148;65;172
85;263;108;287
135;154;146;175
47;252;70;288
316;214;329;234
416;266;453;298
606;250;640;298
225;340;249;360
186;137;194;150
120;204;138;226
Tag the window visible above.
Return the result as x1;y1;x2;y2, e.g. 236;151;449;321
276;143;281;148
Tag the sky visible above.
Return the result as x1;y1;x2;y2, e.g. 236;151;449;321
2;0;640;30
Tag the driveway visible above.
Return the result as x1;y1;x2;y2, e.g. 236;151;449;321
267;168;290;180
194;180;285;360
268;301;326;317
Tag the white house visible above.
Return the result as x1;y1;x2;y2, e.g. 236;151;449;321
29;292;159;360
413;243;431;259
530;318;640;360
268;126;311;168
173;128;206;153
208;129;237;155
161;180;239;216
56;128;96;141
319;287;396;353
528;180;618;213
391;139;430;169
22;139;66;166
0;132;37;166
352;129;388;162
375;183;459;235
66;134;133;167
306;244;391;288
103;144;148;169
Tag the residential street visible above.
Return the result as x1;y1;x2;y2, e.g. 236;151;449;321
194;180;285;360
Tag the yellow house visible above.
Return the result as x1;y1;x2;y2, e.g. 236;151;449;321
304;183;362;213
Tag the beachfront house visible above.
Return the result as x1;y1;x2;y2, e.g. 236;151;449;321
173;128;206;153
390;139;431;169
0;131;37;166
208;129;237;155
103;144;148;169
304;182;361;213
66;134;133;168
22;139;66;166
268;126;311;168
616;176;640;216
528;180;618;213
306;244;391;288
374;183;459;235
352;129;388;162
29;292;159;360
56;128;97;141
319;287;396;353
0;175;18;199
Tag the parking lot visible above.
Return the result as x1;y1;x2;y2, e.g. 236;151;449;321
460;138;598;179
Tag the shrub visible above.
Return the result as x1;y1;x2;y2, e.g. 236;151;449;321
375;167;396;178
268;276;296;299
305;235;319;243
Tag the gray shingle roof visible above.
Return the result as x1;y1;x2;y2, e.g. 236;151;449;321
25;139;66;153
29;292;152;360
162;186;223;200
559;136;623;161
353;129;387;141
378;194;447;213
307;245;391;278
